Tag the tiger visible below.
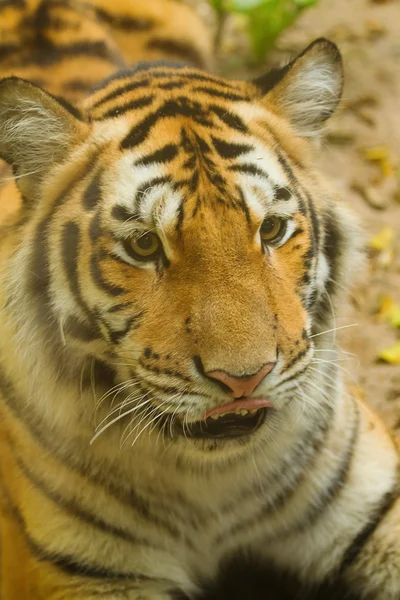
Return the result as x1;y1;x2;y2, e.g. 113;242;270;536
0;1;399;599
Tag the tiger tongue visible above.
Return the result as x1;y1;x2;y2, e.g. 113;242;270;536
204;398;272;420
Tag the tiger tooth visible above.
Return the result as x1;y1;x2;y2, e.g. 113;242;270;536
240;409;248;416
249;409;257;414
210;414;220;420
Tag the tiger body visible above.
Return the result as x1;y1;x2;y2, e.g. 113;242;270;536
0;2;399;599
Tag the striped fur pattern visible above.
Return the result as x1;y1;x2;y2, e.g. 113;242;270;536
0;2;399;599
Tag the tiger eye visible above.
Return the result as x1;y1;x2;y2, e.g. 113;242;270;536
128;233;160;259
260;217;286;244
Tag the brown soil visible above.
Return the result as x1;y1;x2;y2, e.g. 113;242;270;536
280;0;400;432
191;0;400;430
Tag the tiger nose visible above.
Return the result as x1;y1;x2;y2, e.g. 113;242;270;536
205;362;276;399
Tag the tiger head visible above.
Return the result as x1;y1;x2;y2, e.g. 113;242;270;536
0;40;362;456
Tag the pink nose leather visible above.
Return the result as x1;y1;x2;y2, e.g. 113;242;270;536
206;362;275;399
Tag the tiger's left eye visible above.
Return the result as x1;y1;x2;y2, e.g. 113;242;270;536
260;217;287;245
125;232;161;261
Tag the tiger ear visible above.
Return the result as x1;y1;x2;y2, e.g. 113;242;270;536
253;39;343;137
0;77;88;198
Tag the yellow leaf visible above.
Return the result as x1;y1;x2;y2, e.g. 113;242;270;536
369;226;395;251
381;159;394;178
389;307;400;328
362;146;394;178
378;341;400;364
378;296;400;327
363;146;389;161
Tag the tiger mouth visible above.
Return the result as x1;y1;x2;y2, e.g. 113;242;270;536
176;400;271;439
180;407;268;439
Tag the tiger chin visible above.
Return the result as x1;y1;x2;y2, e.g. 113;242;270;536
0;1;399;599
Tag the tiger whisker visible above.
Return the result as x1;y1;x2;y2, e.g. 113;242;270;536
310;323;358;339
90;395;153;444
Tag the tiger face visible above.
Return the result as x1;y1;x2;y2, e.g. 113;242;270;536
0;40;361;453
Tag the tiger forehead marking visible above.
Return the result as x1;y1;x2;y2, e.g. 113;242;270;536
92;68;300;233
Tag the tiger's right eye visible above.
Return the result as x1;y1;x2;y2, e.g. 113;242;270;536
124;233;161;262
260;217;287;245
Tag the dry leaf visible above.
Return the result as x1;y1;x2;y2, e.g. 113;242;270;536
369;226;395;251
347;384;366;401
378;341;400;364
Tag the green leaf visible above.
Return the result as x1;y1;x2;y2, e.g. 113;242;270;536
208;0;320;62
227;0;270;11
209;0;225;12
294;0;318;6
247;1;299;60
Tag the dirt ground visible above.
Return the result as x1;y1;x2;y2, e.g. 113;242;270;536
279;0;400;432
190;0;400;431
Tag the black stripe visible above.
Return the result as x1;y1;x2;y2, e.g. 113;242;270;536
275;363;310;388
62;78;92;93
64;315;99;342
95;95;154;120
0;43;20;62
0;366;201;542
147;38;205;68
95;7;154;31
211;137;252;160
215;406;333;544
161;97;204;120
175;71;237;89
49;94;83;122
158;80;186;90
211;106;248;133
192;86;246;102
109;314;142;343
90;252;127;297
229;163;269;180
29;176;86;336
236;187;251;226
135;143;179;167
287;401;360;535
274;186;292;201
280;349;308;374
305;190;320;249
0;0;25;7
14;450;153;549
31;41;123;67
1;484;144;580
138;359;190;384
339;473;400;573
89;210;104;243
93;79;150;109
62;222;101;336
107;301;134;313
83;170;102;211
29;532;139;580
121;111;160;149
111;204;137;223
322;206;343;295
